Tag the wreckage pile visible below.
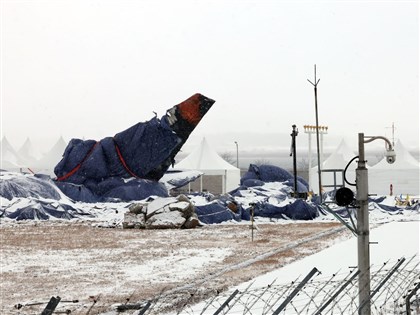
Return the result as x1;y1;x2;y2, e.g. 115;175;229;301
2;94;418;226
122;195;199;229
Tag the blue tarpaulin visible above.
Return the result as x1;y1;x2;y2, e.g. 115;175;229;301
0;173;61;200
5;199;90;221
195;202;237;224
254;199;319;220
240;164;308;193
195;197;249;224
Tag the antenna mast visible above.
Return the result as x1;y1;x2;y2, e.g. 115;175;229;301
307;65;322;203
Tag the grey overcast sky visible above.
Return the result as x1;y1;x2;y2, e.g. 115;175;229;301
1;0;419;153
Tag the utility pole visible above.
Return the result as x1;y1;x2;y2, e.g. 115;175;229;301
307;65;323;203
356;132;370;315
356;133;394;315
290;124;299;197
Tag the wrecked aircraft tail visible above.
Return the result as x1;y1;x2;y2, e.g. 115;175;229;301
166;93;215;141
53;94;214;200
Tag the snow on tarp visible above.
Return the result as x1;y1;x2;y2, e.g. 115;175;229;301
0;172;61;200
159;169;203;190
4;198;91;221
0;170;416;223
0;171;93;221
241;164;309;193
53;94;215;202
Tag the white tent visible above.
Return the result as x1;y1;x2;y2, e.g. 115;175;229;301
17;137;43;166
175;138;240;193
0;136;23;171
369;139;419;196
35;136;68;175
309;138;357;191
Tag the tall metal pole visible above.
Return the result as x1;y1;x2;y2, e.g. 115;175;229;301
355;133;394;315
234;141;239;168
356;132;370;315
290;125;298;197
307;65;323;203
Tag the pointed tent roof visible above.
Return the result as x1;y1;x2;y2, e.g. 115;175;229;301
1;136;23;168
369;139;419;195
322;138;356;169
18;137;43;163
176;138;239;171
36;136;67;169
309;138;356;191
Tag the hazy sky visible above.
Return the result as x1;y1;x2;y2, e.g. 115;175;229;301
1;0;419;154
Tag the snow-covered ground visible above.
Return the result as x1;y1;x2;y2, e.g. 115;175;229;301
1;170;419;314
2;213;417;315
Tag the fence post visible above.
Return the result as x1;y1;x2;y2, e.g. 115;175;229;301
359;257;406;312
138;301;151;315
40;296;61;315
213;290;239;315
313;269;360;315
272;267;319;315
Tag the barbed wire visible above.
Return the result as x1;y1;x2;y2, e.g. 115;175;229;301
151;254;420;315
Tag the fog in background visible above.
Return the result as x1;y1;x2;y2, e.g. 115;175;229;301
2;0;419;164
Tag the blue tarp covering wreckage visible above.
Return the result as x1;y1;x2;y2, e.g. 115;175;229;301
194;195;250;224
53;93;215;202
1;165;415;222
241;164;309;193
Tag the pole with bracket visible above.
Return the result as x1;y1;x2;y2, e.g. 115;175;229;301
356;133;394;315
356;132;371;315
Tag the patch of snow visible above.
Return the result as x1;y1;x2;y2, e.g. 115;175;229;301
147;197;178;216
123;248;232;284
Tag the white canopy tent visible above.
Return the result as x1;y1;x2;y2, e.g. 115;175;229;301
309;138;356;191
369;139;419;196
0;136;23;171
35;136;68;175
17;137;43;167
175;137;240;193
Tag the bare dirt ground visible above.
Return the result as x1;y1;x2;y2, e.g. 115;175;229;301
0;221;349;314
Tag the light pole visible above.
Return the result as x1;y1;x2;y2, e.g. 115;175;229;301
234;141;239;169
304;125;328;194
356;133;394;315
